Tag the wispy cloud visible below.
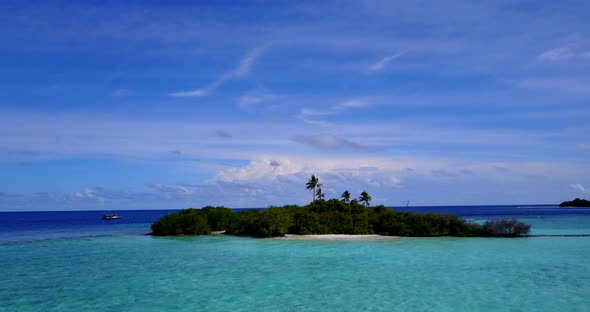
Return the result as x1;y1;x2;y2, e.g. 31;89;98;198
170;46;268;97
570;183;590;194
292;134;382;152
170;88;210;97
296;110;333;128
147;183;194;194
231;47;264;77
297;98;370;126
368;52;405;71
537;48;574;61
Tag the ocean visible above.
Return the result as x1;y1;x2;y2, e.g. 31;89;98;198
1;205;589;311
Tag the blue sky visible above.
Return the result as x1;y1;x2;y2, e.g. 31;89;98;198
1;0;590;211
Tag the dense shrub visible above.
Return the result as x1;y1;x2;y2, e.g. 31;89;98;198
292;209;328;234
201;206;236;231
480;219;531;237
225;206;297;237
151;209;212;236
369;207;480;237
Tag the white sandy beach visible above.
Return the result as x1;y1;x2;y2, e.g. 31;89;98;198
273;234;401;240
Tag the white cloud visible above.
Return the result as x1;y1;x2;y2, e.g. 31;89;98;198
537;48;574;61
212;155;440;183
368;52;405;71
71;188;103;200
169;88;210;97
570;183;590;194
170;45;268;97
209;156;405;203
2;154;588;209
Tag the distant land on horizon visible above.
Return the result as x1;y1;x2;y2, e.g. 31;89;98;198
559;198;590;208
0;203;565;213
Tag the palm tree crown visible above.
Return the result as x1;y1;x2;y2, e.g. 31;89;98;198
359;191;372;207
306;174;319;201
341;190;351;204
316;184;325;200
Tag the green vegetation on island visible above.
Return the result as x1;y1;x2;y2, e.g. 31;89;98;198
151;175;531;238
559;198;590;207
151;206;235;236
151;201;530;238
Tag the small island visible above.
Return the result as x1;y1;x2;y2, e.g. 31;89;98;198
151;175;531;238
559;198;590;207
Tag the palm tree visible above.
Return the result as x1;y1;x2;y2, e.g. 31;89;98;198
342;190;352;231
359;191;372;207
316;185;325;200
306;174;319;201
341;190;351;204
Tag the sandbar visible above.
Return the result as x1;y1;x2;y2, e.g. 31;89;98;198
273;234;401;240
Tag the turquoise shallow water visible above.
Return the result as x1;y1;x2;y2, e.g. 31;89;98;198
2;234;590;311
1;209;590;311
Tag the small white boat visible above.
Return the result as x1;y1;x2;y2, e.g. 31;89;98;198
102;214;121;220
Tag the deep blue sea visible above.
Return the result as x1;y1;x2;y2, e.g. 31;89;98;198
2;205;590;311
